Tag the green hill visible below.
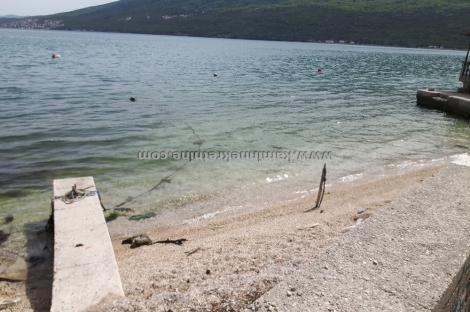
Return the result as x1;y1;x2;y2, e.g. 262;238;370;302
15;0;470;48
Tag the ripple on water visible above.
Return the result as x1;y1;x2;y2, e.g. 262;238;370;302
0;29;469;250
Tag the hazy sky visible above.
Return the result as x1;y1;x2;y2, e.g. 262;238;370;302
1;0;117;16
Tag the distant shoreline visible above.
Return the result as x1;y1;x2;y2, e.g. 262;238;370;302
0;27;467;52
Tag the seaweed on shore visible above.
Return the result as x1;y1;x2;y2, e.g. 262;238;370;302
0;230;10;246
105;212;119;223
128;212;156;221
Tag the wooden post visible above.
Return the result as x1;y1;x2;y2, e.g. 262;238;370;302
314;164;327;209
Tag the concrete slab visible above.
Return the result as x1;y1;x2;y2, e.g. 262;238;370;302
417;89;470;118
51;177;124;312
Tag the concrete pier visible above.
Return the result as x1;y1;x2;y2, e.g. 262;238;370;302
51;177;124;312
416;89;470;118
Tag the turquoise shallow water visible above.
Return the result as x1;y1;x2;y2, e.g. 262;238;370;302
0;29;470;236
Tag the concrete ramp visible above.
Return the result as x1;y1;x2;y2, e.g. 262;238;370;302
51;177;124;312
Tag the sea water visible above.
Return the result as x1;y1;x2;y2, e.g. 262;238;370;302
1;29;469;241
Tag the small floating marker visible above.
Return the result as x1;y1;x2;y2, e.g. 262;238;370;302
213;73;218;77
130;97;136;102
317;68;322;73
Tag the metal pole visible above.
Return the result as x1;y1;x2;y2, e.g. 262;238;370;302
465;43;470;62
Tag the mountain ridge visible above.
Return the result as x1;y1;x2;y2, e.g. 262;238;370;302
2;0;470;49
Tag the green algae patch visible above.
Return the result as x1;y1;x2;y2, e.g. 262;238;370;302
128;212;156;221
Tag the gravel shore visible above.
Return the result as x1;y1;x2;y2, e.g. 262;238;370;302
89;164;444;312
4;161;470;312
253;164;470;312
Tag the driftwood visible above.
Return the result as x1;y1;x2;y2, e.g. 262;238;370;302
122;235;187;249
313;164;327;210
122;234;152;248
154;238;187;245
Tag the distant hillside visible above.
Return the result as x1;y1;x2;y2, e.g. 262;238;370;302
0;14;29;18
8;0;470;48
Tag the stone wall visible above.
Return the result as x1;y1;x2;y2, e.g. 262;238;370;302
433;252;470;312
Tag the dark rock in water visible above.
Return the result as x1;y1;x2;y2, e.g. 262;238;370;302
4;215;14;224
0;230;10;245
454;144;469;150
2;190;24;198
193;139;205;146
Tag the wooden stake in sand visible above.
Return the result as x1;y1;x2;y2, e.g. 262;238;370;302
314;164;327;209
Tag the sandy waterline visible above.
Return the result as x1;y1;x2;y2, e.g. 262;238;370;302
1;164;442;311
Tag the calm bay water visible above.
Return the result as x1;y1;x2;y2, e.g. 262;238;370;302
1;29;470;237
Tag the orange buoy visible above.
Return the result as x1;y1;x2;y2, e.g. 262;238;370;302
317;67;322;73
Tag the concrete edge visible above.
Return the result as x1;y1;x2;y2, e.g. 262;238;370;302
51;177;125;312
